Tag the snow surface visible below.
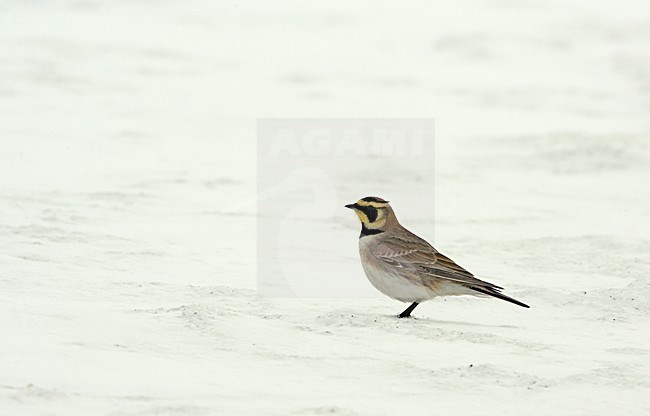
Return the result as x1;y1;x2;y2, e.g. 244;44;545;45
1;1;650;415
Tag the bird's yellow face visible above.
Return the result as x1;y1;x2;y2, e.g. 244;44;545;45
345;196;390;230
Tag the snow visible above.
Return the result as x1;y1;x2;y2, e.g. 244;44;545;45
1;0;650;415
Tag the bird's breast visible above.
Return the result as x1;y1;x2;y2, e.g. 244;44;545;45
358;237;435;303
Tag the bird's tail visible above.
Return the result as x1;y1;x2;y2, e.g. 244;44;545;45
469;286;530;308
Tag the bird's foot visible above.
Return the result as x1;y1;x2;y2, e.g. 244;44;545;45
398;302;419;318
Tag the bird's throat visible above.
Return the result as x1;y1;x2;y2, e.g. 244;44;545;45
360;223;384;238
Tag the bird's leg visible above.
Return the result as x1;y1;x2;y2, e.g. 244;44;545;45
398;302;419;318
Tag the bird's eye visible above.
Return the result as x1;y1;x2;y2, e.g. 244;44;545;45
364;206;378;222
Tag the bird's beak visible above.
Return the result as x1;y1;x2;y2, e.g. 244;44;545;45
345;203;358;210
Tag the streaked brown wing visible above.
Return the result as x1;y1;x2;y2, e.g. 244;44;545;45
371;232;502;290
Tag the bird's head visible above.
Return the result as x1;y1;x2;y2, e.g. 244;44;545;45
345;196;395;235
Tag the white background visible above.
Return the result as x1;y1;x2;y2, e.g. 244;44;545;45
1;1;649;415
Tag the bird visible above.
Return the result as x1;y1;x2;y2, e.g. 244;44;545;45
345;196;529;318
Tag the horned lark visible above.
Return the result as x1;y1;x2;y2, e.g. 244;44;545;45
346;196;529;317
